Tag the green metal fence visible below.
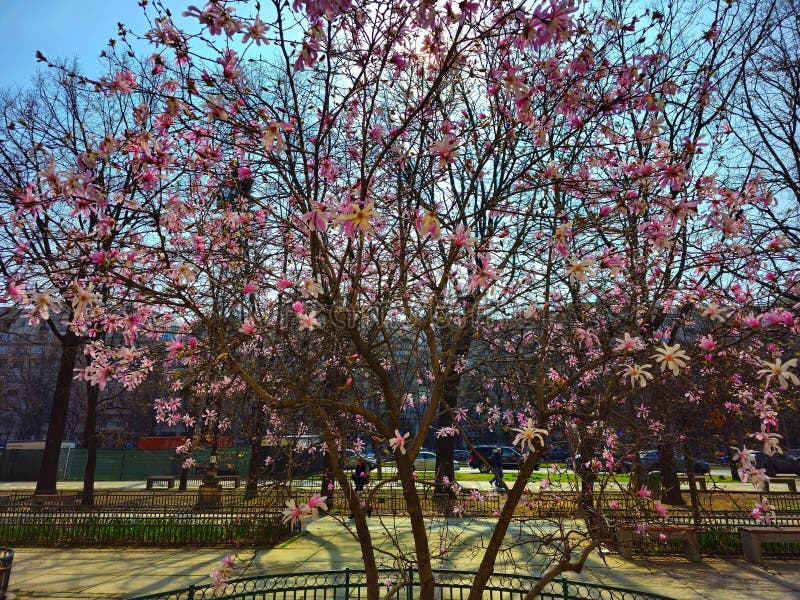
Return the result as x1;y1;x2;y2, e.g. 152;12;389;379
126;568;676;600
0;491;291;547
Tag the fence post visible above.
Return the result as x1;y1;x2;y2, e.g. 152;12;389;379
560;577;568;600
407;568;414;600
345;567;350;597
187;583;196;600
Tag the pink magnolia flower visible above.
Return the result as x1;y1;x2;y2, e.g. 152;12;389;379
416;210;441;240
31;289;61;322
72;283;100;318
697;335;716;351
449;224;476;254
261;120;293;152
336;202;375;238
5;281;27;302
297;310;320;331
614;333;643;353
751;498;775;525
429;133;460;168
306;494;328;520
239;319;256;335
637;486;652;498
654;501;669;518
302;202;332;233
389;430;410;454
282;499;309;525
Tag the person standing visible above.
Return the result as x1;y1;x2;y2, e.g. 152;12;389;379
489;447;504;488
352;457;369;491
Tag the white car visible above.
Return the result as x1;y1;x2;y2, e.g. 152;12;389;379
413;450;460;471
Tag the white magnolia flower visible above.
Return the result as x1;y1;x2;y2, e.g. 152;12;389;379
619;363;653;388
651;343;689;376
565;257;595;285
758;358;799;388
511;419;548;453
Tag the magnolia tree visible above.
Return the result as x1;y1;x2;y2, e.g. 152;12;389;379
0;65;170;495
5;0;800;598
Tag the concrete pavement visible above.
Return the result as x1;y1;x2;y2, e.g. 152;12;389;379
6;514;800;600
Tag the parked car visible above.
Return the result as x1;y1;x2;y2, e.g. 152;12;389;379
638;450;710;475
754;450;800;476
468;445;536;472
412;450;461;472
345;449;377;469
544;445;571;463
572;452;631;473
453;449;471;463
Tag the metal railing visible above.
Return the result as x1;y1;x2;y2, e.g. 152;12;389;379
127;568;676;600
0;547;12;600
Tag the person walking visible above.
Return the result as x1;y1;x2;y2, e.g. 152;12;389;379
489;447;504;488
352;457;370;491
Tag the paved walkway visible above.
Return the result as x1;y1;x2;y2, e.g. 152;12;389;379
3;473;795;599
7;514;800;600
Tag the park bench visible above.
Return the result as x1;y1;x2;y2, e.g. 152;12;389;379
217;474;241;488
677;475;707;490
763;477;799;493
617;524;701;562
739;526;800;564
146;475;176;489
27;494;81;510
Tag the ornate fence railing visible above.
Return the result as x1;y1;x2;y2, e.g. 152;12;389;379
0;547;13;600
2;485;799;551
126;568;677;600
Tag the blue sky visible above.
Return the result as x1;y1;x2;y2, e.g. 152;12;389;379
0;1;183;88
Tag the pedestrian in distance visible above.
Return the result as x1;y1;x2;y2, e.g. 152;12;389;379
489;447;504;489
352;456;370;491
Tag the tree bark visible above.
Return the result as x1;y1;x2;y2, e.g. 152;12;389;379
435;304;475;490
575;439;604;540
81;383;98;505
396;455;435;600
35;330;80;494
246;401;267;493
659;441;683;505
467;452;542;600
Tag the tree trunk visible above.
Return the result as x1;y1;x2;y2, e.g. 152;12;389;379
246;401;267;493
435;305;475;490
726;444;741;481
467;452;541;600
396;455;434;600
35;331;80;494
434;378;457;491
81;383;99;505
659;441;683;505
574;439;604;540
683;453;703;527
